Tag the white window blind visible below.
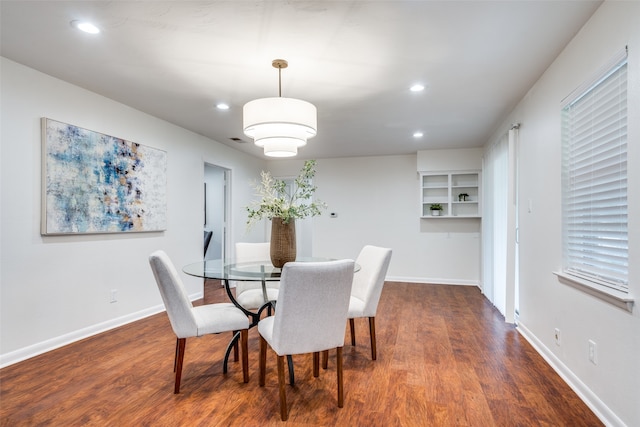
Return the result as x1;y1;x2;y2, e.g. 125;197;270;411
561;52;628;292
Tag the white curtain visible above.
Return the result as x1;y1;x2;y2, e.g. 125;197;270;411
482;133;509;317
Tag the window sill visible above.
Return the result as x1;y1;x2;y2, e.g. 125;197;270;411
554;271;634;313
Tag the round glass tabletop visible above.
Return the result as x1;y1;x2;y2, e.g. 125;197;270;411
182;257;350;281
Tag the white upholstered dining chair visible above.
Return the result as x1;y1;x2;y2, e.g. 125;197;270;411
234;242;280;310
149;250;250;393
347;245;392;360
258;259;355;421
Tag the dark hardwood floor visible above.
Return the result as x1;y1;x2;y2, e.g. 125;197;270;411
0;282;602;426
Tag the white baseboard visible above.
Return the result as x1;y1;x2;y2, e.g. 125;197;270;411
0;291;203;369
386;275;478;286
517;322;626;427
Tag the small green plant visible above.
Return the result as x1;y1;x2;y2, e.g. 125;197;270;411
246;160;327;228
430;203;443;211
458;193;469;201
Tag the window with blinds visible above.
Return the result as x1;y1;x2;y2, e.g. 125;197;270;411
561;51;628;292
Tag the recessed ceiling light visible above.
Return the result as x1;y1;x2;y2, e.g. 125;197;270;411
410;84;425;92
216;103;230;110
413;131;424;138
71;20;100;34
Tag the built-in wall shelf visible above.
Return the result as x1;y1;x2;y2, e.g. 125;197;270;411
420;171;481;218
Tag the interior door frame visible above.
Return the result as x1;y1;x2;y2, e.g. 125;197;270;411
204;162;232;263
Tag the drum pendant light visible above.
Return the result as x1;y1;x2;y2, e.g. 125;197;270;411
243;59;317;157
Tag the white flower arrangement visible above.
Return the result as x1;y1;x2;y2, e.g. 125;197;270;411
246;160;327;228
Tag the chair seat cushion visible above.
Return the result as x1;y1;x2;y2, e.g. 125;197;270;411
258;315;322;356
258;316;275;346
347;296;366;318
236;288;279;310
192;303;249;336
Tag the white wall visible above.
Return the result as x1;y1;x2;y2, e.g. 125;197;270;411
0;57;266;366
417;147;483;171
483;2;640;426
268;155;481;284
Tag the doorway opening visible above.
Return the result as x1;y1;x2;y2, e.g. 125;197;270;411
204;163;231;262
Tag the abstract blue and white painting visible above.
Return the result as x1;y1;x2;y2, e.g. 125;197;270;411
42;118;167;234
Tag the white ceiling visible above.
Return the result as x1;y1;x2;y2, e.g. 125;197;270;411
0;1;602;160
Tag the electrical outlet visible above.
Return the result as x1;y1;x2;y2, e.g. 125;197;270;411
554;328;561;346
588;340;597;364
110;289;118;303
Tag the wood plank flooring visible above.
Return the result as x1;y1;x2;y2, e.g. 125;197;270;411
0;282;602;426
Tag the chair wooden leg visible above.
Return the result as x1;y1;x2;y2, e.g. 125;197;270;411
232;331;239;362
369;317;377;360
240;329;249;383
173;338;179;372
174;338;186;394
277;355;288;421
313;352;320;377
321;350;329;369
349;318;356;346
337;346;344;408
259;336;267;387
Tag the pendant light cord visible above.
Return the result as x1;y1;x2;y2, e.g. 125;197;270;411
272;59;288;98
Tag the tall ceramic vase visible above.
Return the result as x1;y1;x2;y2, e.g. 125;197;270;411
270;218;296;268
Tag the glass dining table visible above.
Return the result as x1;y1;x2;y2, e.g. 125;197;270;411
183;257;358;383
183;257;342;321
184;258;284;320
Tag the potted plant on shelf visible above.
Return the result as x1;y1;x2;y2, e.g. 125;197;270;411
430;203;443;216
246;160;326;267
458;193;469;202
